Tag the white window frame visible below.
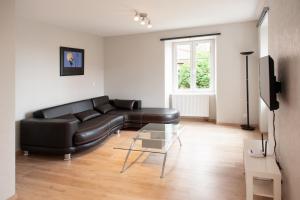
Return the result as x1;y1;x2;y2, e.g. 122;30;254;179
172;38;216;94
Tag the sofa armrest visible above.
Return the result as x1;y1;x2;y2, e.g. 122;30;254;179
20;118;79;149
133;100;142;110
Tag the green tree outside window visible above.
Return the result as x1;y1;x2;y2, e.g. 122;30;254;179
178;51;210;89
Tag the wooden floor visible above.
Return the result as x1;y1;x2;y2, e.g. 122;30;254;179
16;120;270;200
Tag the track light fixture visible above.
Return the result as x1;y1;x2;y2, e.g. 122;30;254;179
133;11;152;28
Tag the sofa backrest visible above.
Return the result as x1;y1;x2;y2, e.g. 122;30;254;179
33;99;94;119
109;99;142;110
32;96;142;119
92;96;109;107
92;96;142;110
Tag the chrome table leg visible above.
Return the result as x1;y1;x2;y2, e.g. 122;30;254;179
178;136;182;147
121;139;136;173
160;153;168;178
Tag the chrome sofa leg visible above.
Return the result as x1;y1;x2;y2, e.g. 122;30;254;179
24;151;29;156
117;130;120;135
64;153;71;161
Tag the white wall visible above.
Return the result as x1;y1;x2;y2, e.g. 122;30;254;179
104;21;259;124
268;0;300;199
104;32;165;107
15;18;104;149
0;0;15;199
215;22;258;124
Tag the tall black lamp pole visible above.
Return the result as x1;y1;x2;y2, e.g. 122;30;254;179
240;51;255;131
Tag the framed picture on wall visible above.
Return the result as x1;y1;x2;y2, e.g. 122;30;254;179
60;47;84;76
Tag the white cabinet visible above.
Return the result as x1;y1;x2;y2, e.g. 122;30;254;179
243;139;281;200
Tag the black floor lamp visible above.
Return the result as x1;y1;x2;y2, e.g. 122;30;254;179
240;51;255;131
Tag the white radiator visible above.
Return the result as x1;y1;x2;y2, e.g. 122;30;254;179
171;94;210;117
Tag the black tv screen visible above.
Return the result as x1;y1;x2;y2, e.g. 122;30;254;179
259;56;279;111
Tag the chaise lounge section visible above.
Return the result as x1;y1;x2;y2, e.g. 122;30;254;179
20;96;180;160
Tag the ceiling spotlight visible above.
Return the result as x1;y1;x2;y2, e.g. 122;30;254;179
140;18;146;25
147;21;152;28
139;13;147;25
133;11;139;21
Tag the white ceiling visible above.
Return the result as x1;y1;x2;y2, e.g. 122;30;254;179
16;0;259;37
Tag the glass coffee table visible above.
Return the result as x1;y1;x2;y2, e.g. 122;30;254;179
114;123;183;178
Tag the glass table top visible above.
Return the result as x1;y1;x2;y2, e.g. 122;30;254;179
136;123;183;140
114;123;183;153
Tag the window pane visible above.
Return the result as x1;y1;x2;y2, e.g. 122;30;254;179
195;42;211;89
176;44;191;89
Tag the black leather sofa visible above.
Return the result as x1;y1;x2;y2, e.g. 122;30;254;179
20;96;180;160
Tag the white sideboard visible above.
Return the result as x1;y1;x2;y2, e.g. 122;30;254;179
243;139;281;200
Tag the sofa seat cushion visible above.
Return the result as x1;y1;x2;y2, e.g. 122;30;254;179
107;115;124;128
74;116;111;145
140;108;180;123
107;110;143;123
75;110;101;122
107;108;179;124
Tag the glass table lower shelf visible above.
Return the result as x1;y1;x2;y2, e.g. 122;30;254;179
114;123;183;178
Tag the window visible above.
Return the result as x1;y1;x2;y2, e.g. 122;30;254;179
173;39;215;93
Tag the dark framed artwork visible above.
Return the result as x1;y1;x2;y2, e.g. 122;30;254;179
60;47;84;76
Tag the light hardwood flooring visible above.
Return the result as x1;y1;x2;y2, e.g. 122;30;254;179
16;120;271;200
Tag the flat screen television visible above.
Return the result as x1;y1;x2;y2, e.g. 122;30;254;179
259;56;281;111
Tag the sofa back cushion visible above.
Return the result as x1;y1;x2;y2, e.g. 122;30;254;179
95;104;115;114
92;96;109;108
33;99;94;119
113;99;135;110
75;110;101;122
